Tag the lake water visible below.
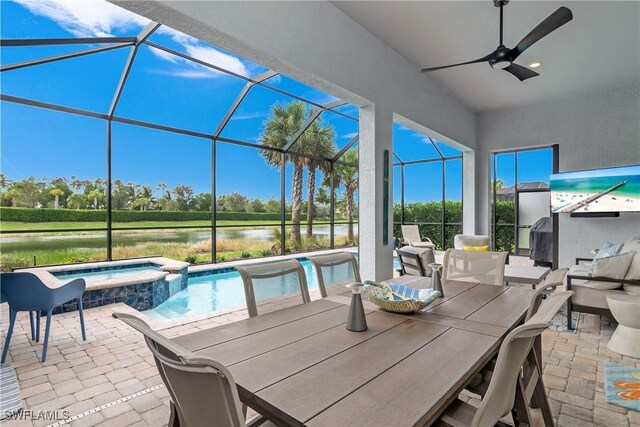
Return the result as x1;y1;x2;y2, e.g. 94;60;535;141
1;225;359;253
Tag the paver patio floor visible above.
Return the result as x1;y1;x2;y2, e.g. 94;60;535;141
2;281;639;426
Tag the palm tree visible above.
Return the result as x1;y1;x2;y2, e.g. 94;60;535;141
325;149;359;244
134;197;151;211
298;120;335;237
259;102;308;247
49;188;64;209
67;193;85;209
3;188;21;207
87;189;102;209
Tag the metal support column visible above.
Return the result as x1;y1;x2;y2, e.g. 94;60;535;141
280;152;286;255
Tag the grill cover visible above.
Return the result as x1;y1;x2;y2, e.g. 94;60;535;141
529;217;553;265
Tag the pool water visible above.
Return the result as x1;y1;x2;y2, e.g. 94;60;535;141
147;257;401;321
55;265;162;283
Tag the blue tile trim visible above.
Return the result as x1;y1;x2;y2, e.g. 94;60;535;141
187;257;311;278
52;262;162;278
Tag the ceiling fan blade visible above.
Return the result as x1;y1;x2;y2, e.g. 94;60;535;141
510;7;573;60
503;63;539;81
420;53;495;73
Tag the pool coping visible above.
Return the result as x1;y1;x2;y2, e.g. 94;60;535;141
18;257;189;291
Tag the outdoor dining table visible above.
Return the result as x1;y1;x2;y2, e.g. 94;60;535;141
171;279;535;427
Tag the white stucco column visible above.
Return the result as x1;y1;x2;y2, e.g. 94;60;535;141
462;150;477;234
359;103;393;281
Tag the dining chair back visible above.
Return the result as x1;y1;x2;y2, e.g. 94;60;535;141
307;252;361;297
113;313;244;427
526;268;569;321
1;272;86;363
441;249;508;286
236;259;310;317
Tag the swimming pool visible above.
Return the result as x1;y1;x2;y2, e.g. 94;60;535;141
54;263;163;283
147;257;401;320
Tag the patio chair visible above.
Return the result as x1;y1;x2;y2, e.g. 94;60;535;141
396;246;435;277
0;289;36;342
467;268;569;397
401;225;435;249
438;290;573;427
1;272;86;363
441;249;508;287
112;313;247;427
236;259;310;317
307;252;361;298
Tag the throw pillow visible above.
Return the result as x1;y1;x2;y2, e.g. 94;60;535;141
463;245;490;251
585;251;635;290
621;236;640;280
594;241;623;260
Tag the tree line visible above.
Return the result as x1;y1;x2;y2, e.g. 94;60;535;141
0;100;361;247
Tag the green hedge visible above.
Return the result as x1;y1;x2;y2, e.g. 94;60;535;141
0;207;291;223
392;201;516;251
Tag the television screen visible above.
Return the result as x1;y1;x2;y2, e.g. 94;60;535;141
550;165;640;213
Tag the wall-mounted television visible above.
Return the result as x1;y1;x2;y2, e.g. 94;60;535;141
550;165;640;214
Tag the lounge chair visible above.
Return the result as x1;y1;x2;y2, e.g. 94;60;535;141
307;252;361;297
401;225;435;249
1;272;86;363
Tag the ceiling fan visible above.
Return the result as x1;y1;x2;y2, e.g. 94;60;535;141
420;0;573;81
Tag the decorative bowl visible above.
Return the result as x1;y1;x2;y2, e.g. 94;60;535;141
363;281;440;313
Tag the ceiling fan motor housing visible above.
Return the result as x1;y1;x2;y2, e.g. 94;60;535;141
489;46;512;69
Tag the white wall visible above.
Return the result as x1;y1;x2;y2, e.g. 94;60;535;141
114;0;478;280
477;85;640;267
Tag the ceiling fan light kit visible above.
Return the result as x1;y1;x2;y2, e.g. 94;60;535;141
420;0;572;81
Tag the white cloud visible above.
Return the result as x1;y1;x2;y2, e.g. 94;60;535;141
152;26;249;78
13;0;148;37
15;0;250;78
342;132;358;140
230;111;268;121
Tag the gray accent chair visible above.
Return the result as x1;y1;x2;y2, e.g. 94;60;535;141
454;234;491;249
236;259;310;317
307;252;360;298
396;246;435;277
566;236;640;329
438;290;573;427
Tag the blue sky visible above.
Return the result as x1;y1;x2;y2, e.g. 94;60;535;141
1;0;550;205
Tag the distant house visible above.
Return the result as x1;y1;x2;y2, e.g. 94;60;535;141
496;181;549;201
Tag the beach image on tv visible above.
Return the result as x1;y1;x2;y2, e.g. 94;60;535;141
550;165;640;213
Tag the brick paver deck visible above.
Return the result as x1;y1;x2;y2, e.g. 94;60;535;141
2;281;639;426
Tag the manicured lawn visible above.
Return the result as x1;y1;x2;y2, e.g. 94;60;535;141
0;219;325;231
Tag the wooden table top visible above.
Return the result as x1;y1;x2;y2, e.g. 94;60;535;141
172;280;534;427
